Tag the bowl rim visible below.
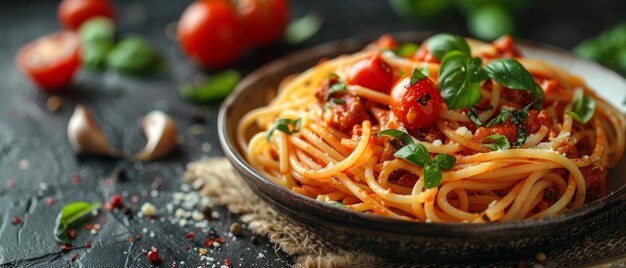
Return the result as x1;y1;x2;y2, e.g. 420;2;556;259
218;32;626;236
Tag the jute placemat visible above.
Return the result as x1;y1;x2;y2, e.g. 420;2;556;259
184;157;626;268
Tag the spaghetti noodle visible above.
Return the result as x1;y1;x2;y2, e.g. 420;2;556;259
237;34;626;223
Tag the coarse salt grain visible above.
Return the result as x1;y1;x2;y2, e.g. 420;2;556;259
210;211;220;219
192;210;204;221
141;202;156;216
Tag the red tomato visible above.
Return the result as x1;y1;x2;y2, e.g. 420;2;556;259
235;0;290;46
390;74;442;130
178;1;245;69
16;32;81;91
347;53;394;93
367;34;397;50
57;0;115;30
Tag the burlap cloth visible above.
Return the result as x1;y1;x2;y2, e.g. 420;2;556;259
184;157;626;268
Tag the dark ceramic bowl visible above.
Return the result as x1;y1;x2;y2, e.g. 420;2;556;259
218;33;626;261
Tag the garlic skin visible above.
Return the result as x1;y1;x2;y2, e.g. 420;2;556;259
133;110;178;161
67;105;121;157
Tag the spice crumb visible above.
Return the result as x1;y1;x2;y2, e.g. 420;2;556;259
11;217;23;225
70;254;79;262
47;96;62;112
535;252;547;262
7;179;16;188
229;223;242;236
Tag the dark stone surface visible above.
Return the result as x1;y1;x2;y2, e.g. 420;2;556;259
0;0;624;267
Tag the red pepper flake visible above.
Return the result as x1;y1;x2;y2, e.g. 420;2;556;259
224;259;232;266
71;175;81;185
43;196;54;205
7;179;16;189
67;228;77;240
183;245;190;251
83;224;94;230
59;244;72;252
70;254;79;262
104;178;114;187
108;194;123;209
184;232;195;240
203;237;226;247
147;248;163;265
93;223;101;230
84;242;92;248
214;237;225;244
11;217;22;225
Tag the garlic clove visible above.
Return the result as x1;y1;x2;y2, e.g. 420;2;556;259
133;110;178;161
67;105;121;157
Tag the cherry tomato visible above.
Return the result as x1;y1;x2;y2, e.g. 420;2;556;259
390;74;442;130
16;31;81;91
57;0;115;30
367;34;398;50
235;0;290;47
178;1;245;69
347;52;394;93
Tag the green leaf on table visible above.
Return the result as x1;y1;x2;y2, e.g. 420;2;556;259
266;118;303;141
81;40;114;70
54;202;100;244
78;17;115;43
426;33;471;60
438;51;487;110
481;134;511;151
284;13;323;45
179;70;241;103
566;88;596;124
105;36;157;74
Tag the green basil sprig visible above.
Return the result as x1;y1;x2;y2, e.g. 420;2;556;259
54;202;100;244
566;88;596;124
480;134;510;151
470;103;532;147
438;51;487;109
376;129;456;189
426;33;471;60
266;118;303;141
484;58;545;105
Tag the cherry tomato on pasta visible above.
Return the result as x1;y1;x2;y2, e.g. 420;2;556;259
390;74;442;131
235;0;290;47
178;0;245;69
57;0;115;30
347;52;394;94
16;31;81;91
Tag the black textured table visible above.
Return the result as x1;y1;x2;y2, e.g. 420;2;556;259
0;0;624;267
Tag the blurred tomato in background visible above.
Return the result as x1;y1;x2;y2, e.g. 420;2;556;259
58;0;115;29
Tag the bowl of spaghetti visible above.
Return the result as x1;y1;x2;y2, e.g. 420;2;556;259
219;32;626;261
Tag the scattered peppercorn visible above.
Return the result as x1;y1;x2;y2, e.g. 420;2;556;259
11;217;23;225
229;223;242;236
46;96;62;112
122;207;133;216
183;245;190;251
535;252;547;263
250;235;259;245
189;107;207;124
147;248;163;265
202;206;212;221
70;254;79;262
85;242;92;248
113;168;128;182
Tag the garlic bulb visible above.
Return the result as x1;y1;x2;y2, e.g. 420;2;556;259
133;110;178;161
67;105;120;157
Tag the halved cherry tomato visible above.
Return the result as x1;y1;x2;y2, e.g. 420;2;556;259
347;52;394;93
390;74;442;131
57;0;115;30
178;1;245;69
16;31;81;91
235;0;290;47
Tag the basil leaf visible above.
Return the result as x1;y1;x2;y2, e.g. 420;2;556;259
266;118;303;141
78;17;115;43
394;143;431;167
54;202;100;244
81;40;113;70
566;88;596;124
375;129;415;146
324;73;347;101
511;103;532;125
284;13;323;45
410;68;428;85
486;109;512;127
179;70;241;103
423;163;442;189
394;43;420;57
325;200;346;208
481;134;511;151
330;98;346;105
467;107;485;126
513;127;528;146
434;154;456;170
106;36;156;74
484;59;545;102
438;51;487;110
426;33;471;60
